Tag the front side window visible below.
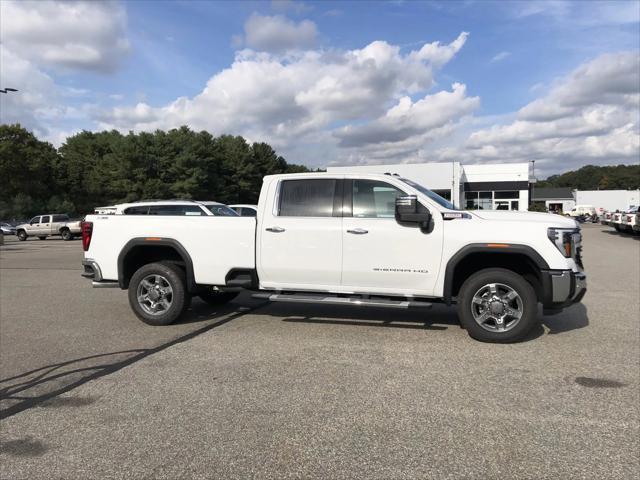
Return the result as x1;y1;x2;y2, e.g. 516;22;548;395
352;180;405;218
278;179;336;217
240;208;257;217
30;216;40;224
203;204;238;217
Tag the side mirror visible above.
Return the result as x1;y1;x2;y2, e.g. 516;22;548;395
395;195;432;229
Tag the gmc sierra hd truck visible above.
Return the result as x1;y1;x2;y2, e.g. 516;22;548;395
81;173;586;343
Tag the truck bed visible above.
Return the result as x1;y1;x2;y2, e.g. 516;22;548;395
84;215;256;285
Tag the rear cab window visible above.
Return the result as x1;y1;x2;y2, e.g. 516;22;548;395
278;179;337;217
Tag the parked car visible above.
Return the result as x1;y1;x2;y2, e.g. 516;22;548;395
567;205;596;218
620;207;640;233
600;211;612;226
229;204;258;217
611;211;624;231
16;214;81;241
113;200;238;217
81;173;586;343
0;222;16;235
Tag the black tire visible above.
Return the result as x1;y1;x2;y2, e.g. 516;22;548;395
61;228;73;241
457;268;538;343
17;230;27;241
38;236;47;240
198;288;238;306
128;262;189;326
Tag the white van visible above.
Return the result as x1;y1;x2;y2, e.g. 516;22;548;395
567;205;596;217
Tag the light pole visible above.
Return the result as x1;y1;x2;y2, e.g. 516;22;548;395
530;160;536;209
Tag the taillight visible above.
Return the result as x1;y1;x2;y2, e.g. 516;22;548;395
626;215;632;222
81;221;93;251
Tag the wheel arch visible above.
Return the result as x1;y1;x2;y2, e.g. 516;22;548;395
443;244;550;305
118;238;196;292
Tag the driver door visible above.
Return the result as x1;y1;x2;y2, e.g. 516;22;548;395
341;179;443;296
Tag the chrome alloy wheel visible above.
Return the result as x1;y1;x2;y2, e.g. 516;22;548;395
136;274;174;316
471;283;523;333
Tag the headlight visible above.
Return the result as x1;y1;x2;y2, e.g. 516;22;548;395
547;227;577;258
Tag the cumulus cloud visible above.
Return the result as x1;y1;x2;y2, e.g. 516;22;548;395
0;0;130;144
97;33;471;163
435;52;640;174
240;14;317;53
0;0;129;72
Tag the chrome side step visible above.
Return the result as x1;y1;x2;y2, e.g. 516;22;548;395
252;293;432;309
92;281;119;288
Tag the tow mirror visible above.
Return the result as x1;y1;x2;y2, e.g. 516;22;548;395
395;195;432;229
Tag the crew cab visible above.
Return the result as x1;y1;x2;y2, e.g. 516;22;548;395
620;207;640;233
81;173;587;343
17;214;81;241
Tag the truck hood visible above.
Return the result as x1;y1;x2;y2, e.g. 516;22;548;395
471;210;578;228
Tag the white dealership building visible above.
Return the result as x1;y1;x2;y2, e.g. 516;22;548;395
328;162;531;211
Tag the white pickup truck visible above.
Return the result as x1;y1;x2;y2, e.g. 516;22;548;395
81;173;586;342
17;214;81;241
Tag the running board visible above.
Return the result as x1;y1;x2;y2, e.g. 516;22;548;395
252;293;432;309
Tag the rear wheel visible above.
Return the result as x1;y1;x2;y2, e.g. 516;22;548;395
128;262;189;326
17;230;27;241
457;268;538;343
197;288;238;306
61;228;73;241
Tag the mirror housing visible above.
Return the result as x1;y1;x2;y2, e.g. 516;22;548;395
395;195;432;229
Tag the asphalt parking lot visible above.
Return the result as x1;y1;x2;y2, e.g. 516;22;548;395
1;225;638;479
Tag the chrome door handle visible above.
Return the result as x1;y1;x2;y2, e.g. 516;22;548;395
266;226;285;233
347;228;368;235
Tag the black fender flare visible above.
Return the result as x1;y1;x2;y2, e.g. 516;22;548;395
442;243;550;304
117;237;196;292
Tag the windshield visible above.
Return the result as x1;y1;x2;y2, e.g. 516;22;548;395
399;178;459;210
204;204;239;216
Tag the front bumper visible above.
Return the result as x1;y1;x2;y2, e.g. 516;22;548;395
541;269;587;311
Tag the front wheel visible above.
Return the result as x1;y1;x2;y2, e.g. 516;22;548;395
128;262;189;326
17;230;27;241
457;268;538;343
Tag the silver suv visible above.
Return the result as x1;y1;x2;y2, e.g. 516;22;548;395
16;214;81;241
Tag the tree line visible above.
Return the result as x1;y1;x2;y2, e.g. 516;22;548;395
0;124;309;220
537;164;640;190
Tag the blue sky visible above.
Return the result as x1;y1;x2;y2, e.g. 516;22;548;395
1;0;639;175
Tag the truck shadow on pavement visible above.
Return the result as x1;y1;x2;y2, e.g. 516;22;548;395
273;302;589;340
0;303;263;421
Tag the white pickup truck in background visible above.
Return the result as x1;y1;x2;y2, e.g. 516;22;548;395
81;173;586;343
16;214;81;241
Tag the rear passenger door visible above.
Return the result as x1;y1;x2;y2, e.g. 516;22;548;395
258;178;343;290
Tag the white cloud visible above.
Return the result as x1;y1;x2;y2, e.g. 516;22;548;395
240;14;317;53
434;52;640;175
0;0;129;72
491;51;511;63
97;33;470;165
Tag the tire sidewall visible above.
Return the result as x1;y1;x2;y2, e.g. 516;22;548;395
128;262;188;326
17;230;27;241
457;268;538;343
61;229;72;240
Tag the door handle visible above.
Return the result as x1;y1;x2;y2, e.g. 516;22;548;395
266;226;285;233
347;228;368;235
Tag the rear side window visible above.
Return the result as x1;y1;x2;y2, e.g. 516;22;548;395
278;179;336;217
41;215;51;223
148;205;206;216
52;214;69;222
123;206;150;215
